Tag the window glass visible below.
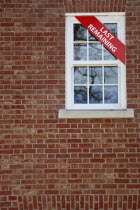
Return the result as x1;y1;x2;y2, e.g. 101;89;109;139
74;43;87;60
89;43;102;60
73;23;117;61
74;86;87;104
73;66;118;104
74;24;87;41
74;67;87;84
89;67;102;84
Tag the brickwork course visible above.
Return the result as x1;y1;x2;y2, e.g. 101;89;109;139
0;0;140;209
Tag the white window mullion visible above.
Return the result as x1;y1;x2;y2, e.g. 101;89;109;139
72;66;74;107
102;44;104;61
103;66;105;104
87;28;89;61
86;29;89;105
87;66;89;104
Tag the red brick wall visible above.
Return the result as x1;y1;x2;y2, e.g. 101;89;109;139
0;0;140;209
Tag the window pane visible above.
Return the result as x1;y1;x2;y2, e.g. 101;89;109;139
89;86;103;104
74;67;87;84
74;86;87;104
104;47;117;60
89;43;102;60
74;43;87;60
89;67;102;84
88;31;98;41
74;24;87;41
104;66;118;84
104;23;117;37
104;86;118;103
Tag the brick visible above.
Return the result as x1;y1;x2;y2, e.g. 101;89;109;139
103;184;117;189
0;0;140;208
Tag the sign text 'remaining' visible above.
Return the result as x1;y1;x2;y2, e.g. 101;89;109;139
88;24;117;53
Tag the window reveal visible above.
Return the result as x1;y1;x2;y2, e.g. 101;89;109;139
65;14;126;110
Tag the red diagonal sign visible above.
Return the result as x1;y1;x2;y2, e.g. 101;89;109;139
75;16;125;64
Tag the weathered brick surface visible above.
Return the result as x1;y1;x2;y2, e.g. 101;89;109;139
0;0;140;209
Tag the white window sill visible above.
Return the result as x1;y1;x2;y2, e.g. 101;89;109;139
58;109;134;119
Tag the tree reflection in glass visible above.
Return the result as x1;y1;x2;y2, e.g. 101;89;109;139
89;67;102;84
74;67;87;84
89;43;102;60
104;47;117;60
74;86;87;104
74;24;87;41
104;86;118;103
73;66;118;104
104;66;118;84
104;23;117;37
89;86;103;104
88;31;98;41
74;43;87;60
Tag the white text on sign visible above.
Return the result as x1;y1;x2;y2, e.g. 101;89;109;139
88;24;117;53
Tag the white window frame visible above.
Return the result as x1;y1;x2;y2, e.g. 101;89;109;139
65;13;126;110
